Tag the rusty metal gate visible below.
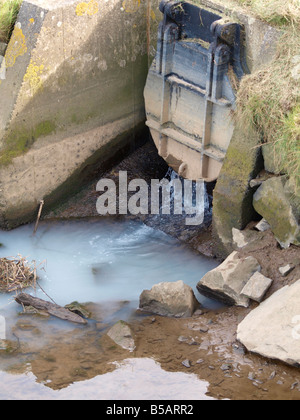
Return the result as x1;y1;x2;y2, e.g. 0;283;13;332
144;0;249;181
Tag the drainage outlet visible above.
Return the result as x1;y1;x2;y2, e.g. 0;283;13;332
144;0;249;181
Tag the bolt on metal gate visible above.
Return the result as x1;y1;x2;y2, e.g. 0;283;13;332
144;0;249;181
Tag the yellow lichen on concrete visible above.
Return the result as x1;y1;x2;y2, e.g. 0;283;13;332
76;0;99;16
23;60;45;93
122;0;141;13
5;27;27;68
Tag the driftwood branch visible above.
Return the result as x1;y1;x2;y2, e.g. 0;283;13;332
15;293;87;325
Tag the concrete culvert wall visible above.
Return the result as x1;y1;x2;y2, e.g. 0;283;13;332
0;0;160;228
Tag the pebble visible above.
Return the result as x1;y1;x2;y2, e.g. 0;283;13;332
279;264;295;277
220;364;232;371
208;366;215;370
182;359;191;368
188;340;200;346
193;309;204;317
291;382;299;390
248;372;256;381
232;344;246;355
199;326;209;333
269;371;277;380
196;359;204;364
277;380;284;385
178;336;189;343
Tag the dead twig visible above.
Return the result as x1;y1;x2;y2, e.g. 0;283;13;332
33;200;44;235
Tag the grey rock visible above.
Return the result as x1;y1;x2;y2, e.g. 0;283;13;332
237;280;300;366
197;251;261;307
253;177;300;248
255;219;271;232
241;271;273;303
232;228;263;249
279;264;295;277
139;280;200;318
250;178;263;188
262;143;281;174
107;320;135;352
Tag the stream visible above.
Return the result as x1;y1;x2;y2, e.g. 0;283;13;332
0;218;219;400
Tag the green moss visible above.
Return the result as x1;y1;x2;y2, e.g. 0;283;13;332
33;120;56;138
0;120;56;165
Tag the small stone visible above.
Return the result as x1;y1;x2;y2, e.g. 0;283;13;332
241;271;273;303
269;371;277;380
208;366;215;370
182;359;191;368
178;336;189;343
196;359;204;364
188;339;200;346
279;264;295;277
199;326;209;333
107;320;135;352
250;179;263;188
220;364;232;371
255;219;271;232
64;302;90;319
291;382;299;390
193;309;204;317
277;380;284;385
248;372;256;381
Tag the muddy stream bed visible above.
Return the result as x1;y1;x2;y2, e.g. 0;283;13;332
0;141;299;400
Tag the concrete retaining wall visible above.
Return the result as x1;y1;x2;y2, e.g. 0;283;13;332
0;0;160;227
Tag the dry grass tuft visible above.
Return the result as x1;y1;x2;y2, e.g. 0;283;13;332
235;28;300;192
0;255;36;293
235;0;300;27
0;0;22;44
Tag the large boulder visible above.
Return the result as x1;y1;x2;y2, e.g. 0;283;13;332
237;280;300;367
197;251;261;307
139;280;200;318
253;177;300;248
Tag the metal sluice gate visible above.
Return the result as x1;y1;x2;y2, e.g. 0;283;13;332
144;0;249;181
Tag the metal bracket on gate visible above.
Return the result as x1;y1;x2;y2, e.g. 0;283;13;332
144;0;249;181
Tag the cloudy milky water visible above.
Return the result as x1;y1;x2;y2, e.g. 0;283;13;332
0;219;219;312
0;218;219;400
